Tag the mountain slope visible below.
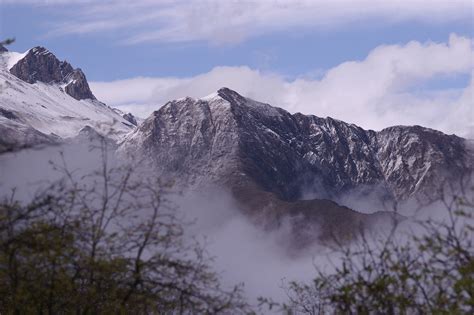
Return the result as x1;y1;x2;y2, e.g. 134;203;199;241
121;88;472;205
0;46;134;146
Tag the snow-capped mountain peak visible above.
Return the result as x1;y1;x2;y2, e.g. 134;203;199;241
0;45;135;151
8;46;95;100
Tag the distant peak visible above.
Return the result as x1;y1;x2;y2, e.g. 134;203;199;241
0;44;8;53
9;45;96;101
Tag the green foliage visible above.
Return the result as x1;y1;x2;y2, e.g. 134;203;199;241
0;147;251;314
270;190;474;314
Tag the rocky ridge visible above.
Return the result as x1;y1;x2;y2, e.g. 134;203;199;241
121;88;472;205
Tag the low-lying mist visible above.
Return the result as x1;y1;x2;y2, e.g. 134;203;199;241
0;143;325;305
173;189;329;304
0;141;468;309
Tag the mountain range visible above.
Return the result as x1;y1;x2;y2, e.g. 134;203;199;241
1;44;472;243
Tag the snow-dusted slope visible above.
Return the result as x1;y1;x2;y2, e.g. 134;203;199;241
121;88;473;204
0;47;134;143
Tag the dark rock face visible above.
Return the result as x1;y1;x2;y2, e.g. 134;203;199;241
0;108;19;120
64;68;95;100
216;88;391;201
10;47;72;83
9;47;95;100
0;44;8;53
122;113;138;126
122;88;472;204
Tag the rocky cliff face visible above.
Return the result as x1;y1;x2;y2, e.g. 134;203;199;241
63;67;95;100
122;113;138;126
112;108;139;127
121;88;472;206
9;47;95;100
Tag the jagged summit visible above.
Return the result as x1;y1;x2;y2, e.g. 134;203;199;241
9;46;95;100
0;45;135;144
10;46;72;84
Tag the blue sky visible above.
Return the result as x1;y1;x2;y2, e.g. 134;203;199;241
0;1;472;136
0;1;471;80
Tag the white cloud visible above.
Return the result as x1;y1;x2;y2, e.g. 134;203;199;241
91;35;473;138
91;76;184;106
5;0;473;44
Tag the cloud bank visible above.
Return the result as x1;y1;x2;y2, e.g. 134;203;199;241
5;0;473;45
91;34;474;138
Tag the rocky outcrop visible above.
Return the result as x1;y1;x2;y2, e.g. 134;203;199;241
63;68;95;100
0;44;8;53
122;113;138;126
111;108;139;127
9;47;96;100
9;47;72;84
